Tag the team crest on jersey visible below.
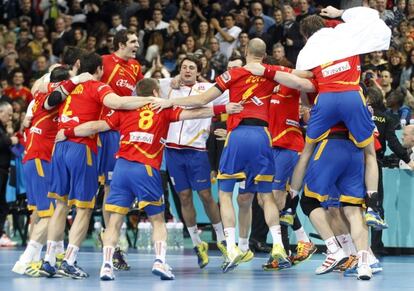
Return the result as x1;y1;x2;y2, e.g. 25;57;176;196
221;71;231;83
106;110;115;117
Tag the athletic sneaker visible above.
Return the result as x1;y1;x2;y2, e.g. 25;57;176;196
113;247;130;270
0;234;17;247
152;259;175;280
292;241;317;264
315;249;348;275
100;263;115;281
337;254;358;272
263;244;291;271
222;246;243;273
344;261;382;277
357;264;372;280
55;252;65;268
370;261;383;274
57;261;89;279
12;260;42;277
279;210;294;226
240;249;254;263
194;241;209;268
39;260;60;278
217;240;228;259
365;211;388;230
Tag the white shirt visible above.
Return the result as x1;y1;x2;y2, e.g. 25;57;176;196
155;21;169;30
159;78;228;150
216;26;242;59
399;146;414;169
296;7;391;70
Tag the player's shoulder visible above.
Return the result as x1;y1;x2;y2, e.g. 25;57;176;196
128;58;140;66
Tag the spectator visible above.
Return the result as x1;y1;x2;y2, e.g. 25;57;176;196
369;51;388;71
379;69;394;98
195;20;212;49
272;43;291;64
198;54;216;83
248;17;273;54
152;8;170;30
268;8;284;44
27;25;48;59
31;55;49;81
18;0;42;26
249;1;275;34
386;88;412;126
182;35;197;55
109;13;127;35
235;31;249;57
387;49;405;89
208;36;227;74
281;5;304;65
211;13;242;59
399;124;414;169
376;0;395;27
3;69;32;105
296;0;317;23
161;0;178;22
0;52;20;81
400;47;414;87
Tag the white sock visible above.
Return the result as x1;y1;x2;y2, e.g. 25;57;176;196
187;226;202;246
20;240;43;264
44;240;57;266
336;234;356;256
295;227;310;243
224;227;236;250
358;250;369;267
64;244;79;266
102;246;115;267
269;225;283;246
325;236;340;254
154;241;167;263
238;237;249;252
212;222;225;242
55;240;65;254
290;189;299;198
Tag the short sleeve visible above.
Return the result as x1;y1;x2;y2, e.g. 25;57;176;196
215;70;234;92
97;83;115;103
104;110;120;130
167;107;183;122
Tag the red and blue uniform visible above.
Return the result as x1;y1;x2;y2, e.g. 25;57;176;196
48;81;114;208
98;53;144;184
104;105;182;216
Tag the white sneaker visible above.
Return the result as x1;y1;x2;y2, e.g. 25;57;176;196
152;260;175;280
0;234;17;247
315;249;348;275
357;264;372;280
100;263;115;281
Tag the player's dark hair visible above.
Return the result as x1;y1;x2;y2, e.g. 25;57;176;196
300;15;325;39
113;29;137;51
50;66;70;82
136;78;159;96
79;52;102;74
62;46;84;67
179;55;202;73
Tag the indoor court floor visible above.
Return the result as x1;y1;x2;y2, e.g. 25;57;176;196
1;248;414;291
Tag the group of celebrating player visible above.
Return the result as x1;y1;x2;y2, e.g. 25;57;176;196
10;5;392;282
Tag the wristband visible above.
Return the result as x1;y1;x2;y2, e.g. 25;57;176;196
263;67;277;80
213;104;226;115
64;127;75;138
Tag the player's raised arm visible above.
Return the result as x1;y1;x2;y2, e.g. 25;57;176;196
178;102;243;120
55;120;111;142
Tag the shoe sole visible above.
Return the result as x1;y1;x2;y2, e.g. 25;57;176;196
100;274;115;281
293;246;318;265
152;269;175;280
316;257;348;275
358;274;372;280
38;270;63;278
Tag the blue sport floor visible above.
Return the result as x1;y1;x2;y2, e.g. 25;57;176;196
1;249;413;291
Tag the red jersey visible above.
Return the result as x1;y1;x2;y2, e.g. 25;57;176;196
269;85;304;152
59;80;114;153
105;105;183;170
215;67;277;131
23;83;61;163
4;86;33;104
100;53;144;118
311;56;361;93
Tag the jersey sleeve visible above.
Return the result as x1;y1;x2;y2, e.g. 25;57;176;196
104;110;120;130
215;70;234;92
166;107;184;122
96;83;115;103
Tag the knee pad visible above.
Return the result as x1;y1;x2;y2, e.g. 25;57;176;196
300;195;322;217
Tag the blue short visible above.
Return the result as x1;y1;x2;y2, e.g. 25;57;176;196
218;126;274;193
106;158;165;217
306;91;375;148
97;130;120;185
303;139;365;206
48;141;98;209
24;159;55;217
272;148;299;191
320;186;341;209
165;148;211;193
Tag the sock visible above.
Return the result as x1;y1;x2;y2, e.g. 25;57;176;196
336;234;357;256
224;227;236;249
238;237;249;252
325;236;340;254
20;240;43;263
212;222;225;242
44;240;57;266
154;241;167;263
269;225;283;246
187;226;202;247
358;250;369;267
103;246;115;267
64;244;80;266
295;227;310;243
55;240;65;254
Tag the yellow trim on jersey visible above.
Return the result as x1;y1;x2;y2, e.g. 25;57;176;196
48;192;68;202
120;141;165;159
314;140;328;161
313;93;320;105
348;133;373;148
35;158;45;177
263;127;272;146
272;127;303;142
306;129;331;144
339;195;365;205
138;198;164;210
37;202;55;218
224;131;232;147
106;64;120;84
185;129;208;146
105;203;129;215
217;171;246;180
68;196;96;209
304;184;328;202
254;175;274;182
145;165;153;177
86;145;92;166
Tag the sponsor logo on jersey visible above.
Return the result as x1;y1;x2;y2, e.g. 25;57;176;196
60;115;80;123
270;99;280;104
116;79;135;91
30;126;42;135
129;131;154;144
251;96;264;106
321;61;351;77
286;119;299;127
